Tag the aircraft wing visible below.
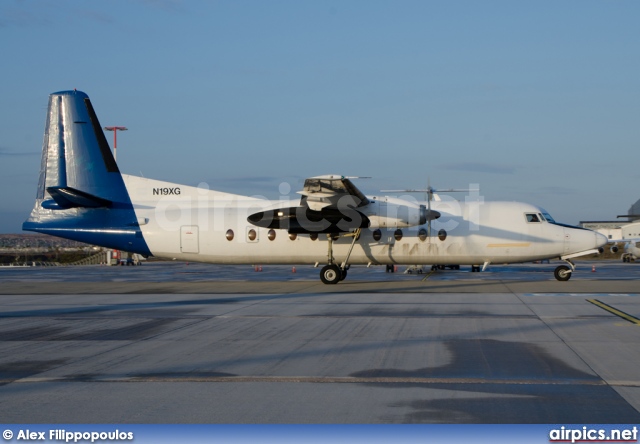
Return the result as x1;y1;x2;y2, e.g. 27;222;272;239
298;175;370;211
247;175;371;233
607;237;640;244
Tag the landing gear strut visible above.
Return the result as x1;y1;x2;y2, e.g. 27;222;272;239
319;229;360;285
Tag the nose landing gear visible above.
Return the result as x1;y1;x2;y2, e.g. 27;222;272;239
554;264;572;281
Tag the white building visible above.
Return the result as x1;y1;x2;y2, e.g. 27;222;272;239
622;222;640;239
579;221;622;241
579;198;640;241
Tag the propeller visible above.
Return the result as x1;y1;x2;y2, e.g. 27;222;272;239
426;178;433;241
382;180;479;241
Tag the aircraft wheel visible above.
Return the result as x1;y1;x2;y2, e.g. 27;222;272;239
320;264;341;285
554;265;571;281
339;268;348;281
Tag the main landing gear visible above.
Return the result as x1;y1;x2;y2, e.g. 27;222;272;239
320;263;345;284
319;229;360;285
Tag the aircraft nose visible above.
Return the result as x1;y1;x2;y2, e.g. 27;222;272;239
566;227;609;254
595;231;608;248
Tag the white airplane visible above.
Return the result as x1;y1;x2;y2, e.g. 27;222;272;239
618;242;639;262
609;222;640;262
23;90;608;283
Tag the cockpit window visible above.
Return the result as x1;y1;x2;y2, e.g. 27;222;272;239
538;213;546;222
541;212;556;223
526;213;541;223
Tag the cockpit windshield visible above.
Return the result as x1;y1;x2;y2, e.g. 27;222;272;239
541;212;556;223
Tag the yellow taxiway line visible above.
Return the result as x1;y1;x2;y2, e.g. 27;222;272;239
587;299;640;325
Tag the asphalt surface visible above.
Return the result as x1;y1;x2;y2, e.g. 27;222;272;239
0;260;639;423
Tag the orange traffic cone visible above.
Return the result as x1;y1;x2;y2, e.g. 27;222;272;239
292;266;296;273
592;265;596;272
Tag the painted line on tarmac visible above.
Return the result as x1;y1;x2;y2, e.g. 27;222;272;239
11;375;609;386
421;270;436;281
523;293;638;297
587;299;640;325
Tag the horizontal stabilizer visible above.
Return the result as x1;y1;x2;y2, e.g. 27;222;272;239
44;186;112;209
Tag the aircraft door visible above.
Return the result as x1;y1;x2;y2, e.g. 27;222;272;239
181;225;199;253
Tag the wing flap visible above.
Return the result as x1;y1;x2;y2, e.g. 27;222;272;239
300;176;370;208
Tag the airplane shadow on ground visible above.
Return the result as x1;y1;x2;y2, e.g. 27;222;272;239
351;338;640;423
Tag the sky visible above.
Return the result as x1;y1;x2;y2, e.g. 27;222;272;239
1;0;639;233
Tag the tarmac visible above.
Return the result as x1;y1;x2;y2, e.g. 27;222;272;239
0;261;639;423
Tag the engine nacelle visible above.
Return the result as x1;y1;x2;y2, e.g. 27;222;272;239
247;196;440;233
363;198;438;229
610;245;619;254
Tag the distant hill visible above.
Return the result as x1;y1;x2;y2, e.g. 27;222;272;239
0;233;94;251
0;234;100;265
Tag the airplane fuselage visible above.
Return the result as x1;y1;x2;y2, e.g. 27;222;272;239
121;175;602;267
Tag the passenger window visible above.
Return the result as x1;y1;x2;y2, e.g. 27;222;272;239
526;213;540;223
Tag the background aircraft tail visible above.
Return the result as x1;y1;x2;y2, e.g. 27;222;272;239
23;90;151;255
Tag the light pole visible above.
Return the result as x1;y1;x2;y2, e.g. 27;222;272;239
103;126;128;161
103;126;127;266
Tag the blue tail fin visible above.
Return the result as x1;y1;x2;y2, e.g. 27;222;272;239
23;90;151;256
